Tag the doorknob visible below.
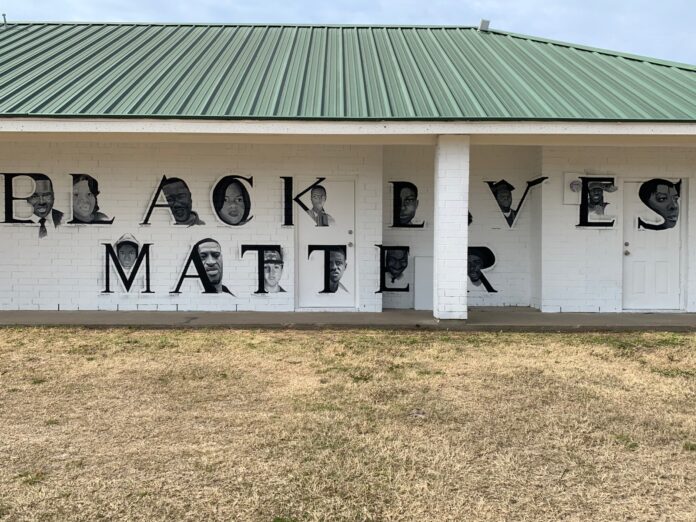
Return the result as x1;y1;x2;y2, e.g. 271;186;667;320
624;242;629;247
348;242;354;247
624;250;631;256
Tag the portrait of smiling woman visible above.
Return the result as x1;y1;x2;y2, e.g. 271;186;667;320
69;174;114;224
212;176;252;226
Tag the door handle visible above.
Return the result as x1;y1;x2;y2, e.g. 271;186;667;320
624;250;631;256
348;242;354;248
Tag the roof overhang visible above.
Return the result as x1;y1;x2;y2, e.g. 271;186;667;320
1;118;696;147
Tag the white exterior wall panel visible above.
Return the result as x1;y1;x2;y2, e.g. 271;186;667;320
0;141;382;312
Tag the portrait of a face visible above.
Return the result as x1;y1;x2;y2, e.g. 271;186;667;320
639;179;680;230
310;186;327;212
221;183;245;225
467;253;484;284
263;250;284;293
162;178;193;224
28;178;55;219
467;246;496;292
197;240;223;289
385;249;408;281
588;185;604;206
306;185;334;226
212;177;252;226
398;186;419;225
487;180;517;227
328;249;347;292
71;174;111;224
493;184;513;212
73;178;96;221
585;180;617;217
116;241;138;269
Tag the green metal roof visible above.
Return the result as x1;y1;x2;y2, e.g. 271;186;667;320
0;22;695;121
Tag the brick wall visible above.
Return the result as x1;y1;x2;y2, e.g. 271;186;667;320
540;146;696;312
0;141;382;312
382;144;542;309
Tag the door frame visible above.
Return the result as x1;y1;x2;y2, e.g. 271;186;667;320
620;177;688;312
293;176;358;312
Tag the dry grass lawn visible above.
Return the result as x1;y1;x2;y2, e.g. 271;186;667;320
1;328;695;521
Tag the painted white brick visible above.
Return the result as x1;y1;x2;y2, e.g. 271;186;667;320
0;141;382;312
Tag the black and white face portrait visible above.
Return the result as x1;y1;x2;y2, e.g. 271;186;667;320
263;250;285;293
587;181;616;216
328;249;347;292
488;180;516;226
385;248;408;282
71;174;112;224
197;239;224;292
639;178;680;230
308;185;334;226
162;178;204;226
27;177;55;219
492;181;513;213
116;234;139;270
212;176;252;226
467;246;497;293
398;186;419;225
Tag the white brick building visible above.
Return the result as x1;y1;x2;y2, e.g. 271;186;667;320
1;23;695;319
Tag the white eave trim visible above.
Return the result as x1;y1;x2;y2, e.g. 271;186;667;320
1;118;696;136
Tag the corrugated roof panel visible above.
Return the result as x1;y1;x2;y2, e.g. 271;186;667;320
249;27;298;116
273;27;312;117
298;27;327;117
0;23;694;121
342;28;368;118
167;27;248;115
415;30;485;117
231;26;284;115
356;27;392;118
372;28;416;117
128;26;218;115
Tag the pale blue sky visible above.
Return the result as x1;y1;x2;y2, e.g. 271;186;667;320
3;0;695;64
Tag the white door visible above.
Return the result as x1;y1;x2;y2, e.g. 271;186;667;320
297;179;356;308
622;181;681;310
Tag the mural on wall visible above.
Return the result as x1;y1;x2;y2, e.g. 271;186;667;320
308;245;348;293
485;177;547;228
69;174;114;224
376;245;410;293
263;250;286;293
141;176;205;226
2;174;64;238
467;246;497;293
241;245;285;293
172;238;233;294
565;174;617;228
637;178;681;230
103;235;153;294
116;234;140;269
306;184;335;226
467;210;497;293
212;176;253;225
390;181;424;228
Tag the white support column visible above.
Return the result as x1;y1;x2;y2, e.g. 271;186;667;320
433;135;470;319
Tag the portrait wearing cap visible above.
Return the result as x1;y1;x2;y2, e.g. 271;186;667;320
263;249;286;293
115;233;140;270
586;180;617;217
467;246;497;293
489;180;517;227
